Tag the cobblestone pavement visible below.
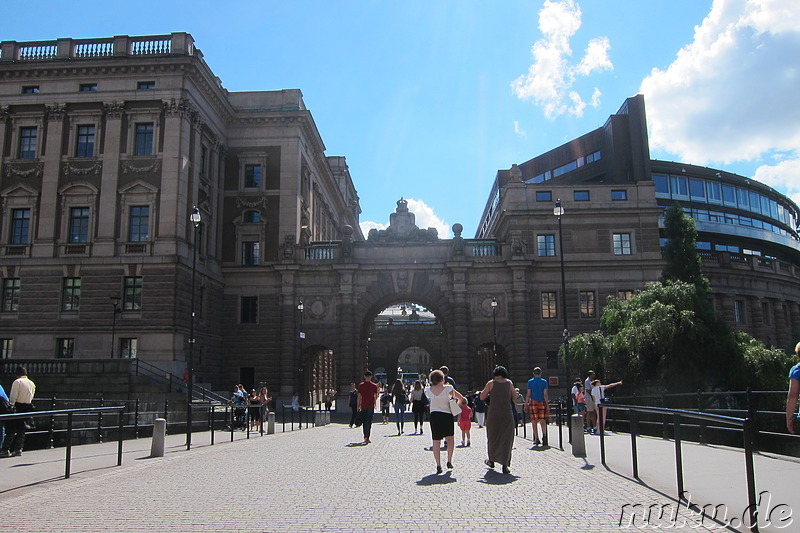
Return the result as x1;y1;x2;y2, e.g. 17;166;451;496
0;420;765;532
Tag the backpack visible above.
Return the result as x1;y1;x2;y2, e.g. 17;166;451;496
0;397;13;415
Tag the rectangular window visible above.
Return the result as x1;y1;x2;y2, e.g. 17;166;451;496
611;190;628;201
2;279;21;312
653;174;669;195
134;123;154;156
537;234;556;257
241;296;258;324
553;160;578;178
722;185;736;206
79;83;97;92
10;208;31;244
244;164;262;188
62;277;81;312
242;241;260;266
585;150;601;163
69;207;90;243
128;206;150;242
689;179;706;200
707;182;721;204
579;291;596;318
541;291;557;319
137;81;156;90
21;86;39;94
123;276;143;311
0;339;13;359
573;190;590;201
761;302;771;326
75;125;95;157
57;338;75;359
734;299;746;324
546;351;559;369
120;338;138;359
18;126;37;159
617;290;634;301
613;233;632;255
536;191;552;202
670;176;688;197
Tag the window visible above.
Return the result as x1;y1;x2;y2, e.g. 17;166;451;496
541;291;557;319
137;81;156;90
123;277;143;311
670;176;688;197
134;123;154;156
242;241;260;266
241;296;258;324
722;185;736;206
69;207;90;243
611;190;628;201
689;179;706;200
245;164;262;188
613;233;632;255
734;299;746;324
21;86;39;94
536;191;552;202
573;190;590;201
579;291;596;318
546;351;559;369
128;206;150;242
120;338;138;358
75;125;95;157
617;290;634;301
707;182;721;204
553;160;578;178
537;234;556;257
79;83;97;91
761;302;771;326
243;210;261;223
10;208;31;244
57;338;75;359
585;150;601;163
653;174;669;195
2;279;20;312
0;339;13;359
18;126;37;159
62;277;81;312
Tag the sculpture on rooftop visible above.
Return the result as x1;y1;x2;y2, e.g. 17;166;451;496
367;198;439;243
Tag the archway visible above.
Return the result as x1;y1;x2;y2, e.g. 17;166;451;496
305;344;335;407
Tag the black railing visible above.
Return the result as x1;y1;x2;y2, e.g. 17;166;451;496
0;406;124;479
600;404;760;533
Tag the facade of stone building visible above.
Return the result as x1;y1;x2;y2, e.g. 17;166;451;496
1;34;798;405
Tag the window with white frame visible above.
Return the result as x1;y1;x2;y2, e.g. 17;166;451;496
613;233;632;255
537;234;556;256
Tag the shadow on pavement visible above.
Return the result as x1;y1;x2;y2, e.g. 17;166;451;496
416;472;457;485
477;470;518;485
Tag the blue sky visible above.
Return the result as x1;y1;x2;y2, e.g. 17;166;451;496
3;0;798;238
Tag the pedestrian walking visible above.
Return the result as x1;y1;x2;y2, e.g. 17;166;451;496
480;366;515;474
458;397;472;447
425;369;465;474
391;379;407;435
356;371;379;444
1;366;36;458
473;391;487;428
786;341;800;434
525;367;550;446
409;380;427;434
348;383;359;428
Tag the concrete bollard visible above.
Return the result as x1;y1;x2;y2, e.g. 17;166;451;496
150;418;166;457
267;412;275;435
570;414;586;457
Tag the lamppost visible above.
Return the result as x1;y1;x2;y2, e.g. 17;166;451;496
554;199;572;442
491;297;498;365
186;206;201;450
297;300;305;405
110;297;121;358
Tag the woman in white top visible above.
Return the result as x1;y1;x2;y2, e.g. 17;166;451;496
425;369;465;474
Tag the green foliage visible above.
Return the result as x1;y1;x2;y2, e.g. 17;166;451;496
662;204;710;293
737;332;796;391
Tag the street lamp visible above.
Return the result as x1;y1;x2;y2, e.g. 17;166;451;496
554;198;572;442
110;297;121;358
491;297;498;364
186;206;201;450
297;300;305;405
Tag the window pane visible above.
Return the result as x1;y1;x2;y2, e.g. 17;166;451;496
0;339;13;358
241;296;258;323
2;279;21;312
123;277;143;311
653;174;669;195
62;277;81;312
10;209;31;244
537;234;555;257
574;190;590;201
611;190;627;201
57;338;75;359
613;233;632;255
541;291;557;319
536;191;552;202
134;123;154;155
69;207;90;243
245;165;262;188
18;127;37;159
242;241;260;266
76;125;95;157
243;210;260;223
120;338;138;358
580;291;596;318
128;206;150;242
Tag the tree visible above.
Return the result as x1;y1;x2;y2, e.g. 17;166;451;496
661;204;709;293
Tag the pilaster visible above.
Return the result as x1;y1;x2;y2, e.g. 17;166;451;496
32;104;66;257
94;102;125;255
155;99;192;256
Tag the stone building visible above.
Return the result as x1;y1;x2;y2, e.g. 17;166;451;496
1;34;798;404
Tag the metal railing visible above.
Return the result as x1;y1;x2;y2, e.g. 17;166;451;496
0;406;124;479
600;404;760;533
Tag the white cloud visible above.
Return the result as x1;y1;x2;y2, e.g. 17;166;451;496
359;198;451;239
514;120;527;137
641;0;800;187
511;0;613;119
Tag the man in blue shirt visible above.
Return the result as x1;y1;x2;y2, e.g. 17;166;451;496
526;367;550;446
786;341;800;434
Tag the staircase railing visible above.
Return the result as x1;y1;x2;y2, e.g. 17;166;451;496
130;359;228;403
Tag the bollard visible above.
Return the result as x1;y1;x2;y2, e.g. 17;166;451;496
150;418;166;457
267;411;275;435
570;414;586;457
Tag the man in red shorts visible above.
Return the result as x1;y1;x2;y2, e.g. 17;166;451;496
525;367;550;446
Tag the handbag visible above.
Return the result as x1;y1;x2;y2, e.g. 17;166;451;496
354;410;365;428
449;396;461;417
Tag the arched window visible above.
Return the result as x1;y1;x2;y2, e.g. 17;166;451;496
243;210;260;223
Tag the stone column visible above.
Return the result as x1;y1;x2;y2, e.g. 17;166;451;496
155;98;192;256
33;104;66;257
335;266;357;394
94;102;125;255
510;265;530;380
0;106;8;182
449;266;469;389
278;267;299;397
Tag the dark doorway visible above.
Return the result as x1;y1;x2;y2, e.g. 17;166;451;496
239;366;255;392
